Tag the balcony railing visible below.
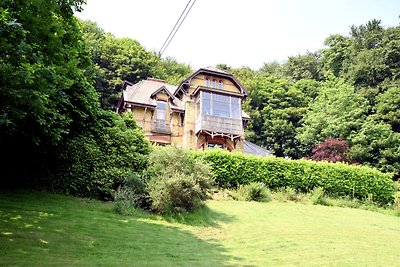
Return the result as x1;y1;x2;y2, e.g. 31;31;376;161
151;119;171;134
195;114;243;136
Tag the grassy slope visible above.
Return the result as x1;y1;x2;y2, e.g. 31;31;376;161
0;191;399;266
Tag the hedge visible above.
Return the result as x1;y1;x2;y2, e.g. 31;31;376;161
193;150;395;204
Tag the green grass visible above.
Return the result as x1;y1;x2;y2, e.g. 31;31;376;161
1;191;400;266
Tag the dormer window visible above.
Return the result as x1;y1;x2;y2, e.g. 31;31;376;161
219;80;223;89
212;79;217;88
205;78;210;87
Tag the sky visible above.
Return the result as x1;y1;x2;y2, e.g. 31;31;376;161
75;0;400;70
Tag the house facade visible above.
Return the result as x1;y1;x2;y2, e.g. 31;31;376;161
116;67;251;152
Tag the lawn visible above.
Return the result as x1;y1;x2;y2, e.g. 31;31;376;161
0;191;399;266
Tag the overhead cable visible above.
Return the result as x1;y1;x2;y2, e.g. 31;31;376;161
158;0;197;57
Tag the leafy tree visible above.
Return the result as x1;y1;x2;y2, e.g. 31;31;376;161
259;61;283;78
349;117;400;176
282;52;323;81
0;0;100;182
246;76;307;158
310;138;350;163
153;57;192;85
215;63;232;72
81;20;192;110
53;112;150;198
322;20;400;88
292;79;321;102
81;20;158;110
297;75;367;151
376;84;400;132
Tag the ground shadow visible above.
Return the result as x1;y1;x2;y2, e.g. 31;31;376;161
159;204;237;227
0;191;242;266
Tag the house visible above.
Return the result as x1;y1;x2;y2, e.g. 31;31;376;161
116;67;254;152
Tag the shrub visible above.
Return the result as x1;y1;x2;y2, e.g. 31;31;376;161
394;192;400;210
311;138;350;163
145;146;214;214
309;187;328;205
193;149;395;204
237;182;271;202
52;112;150;198
114;172;151;215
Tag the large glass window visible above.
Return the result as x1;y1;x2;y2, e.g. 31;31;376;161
200;92;241;119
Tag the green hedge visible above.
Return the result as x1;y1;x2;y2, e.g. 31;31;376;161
193;150;395;204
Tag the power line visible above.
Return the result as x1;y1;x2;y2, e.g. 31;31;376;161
158;0;197;57
158;0;192;56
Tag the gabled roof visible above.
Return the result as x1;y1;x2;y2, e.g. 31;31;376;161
150;85;175;100
174;67;249;97
121;78;184;111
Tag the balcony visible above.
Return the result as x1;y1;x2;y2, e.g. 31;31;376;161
195;114;243;137
151;119;171;134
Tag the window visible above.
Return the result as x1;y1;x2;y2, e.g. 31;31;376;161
219;80;223;89
208;143;223;149
156;101;167;130
200;92;241;119
212;79;217;88
205;78;210;87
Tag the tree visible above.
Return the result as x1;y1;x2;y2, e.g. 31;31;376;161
282;52;323;81
310;138;350;163
376;84;400;132
259;61;283;78
246;76;307;158
0;0;101;182
349;117;400;176
81;20;158;110
322;20;400;88
297;75;367;152
153;57;192;85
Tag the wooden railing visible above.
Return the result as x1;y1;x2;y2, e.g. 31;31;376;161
195;114;243;136
151;119;171;134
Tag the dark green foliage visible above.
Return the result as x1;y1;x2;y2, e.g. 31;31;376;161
52;112;150;198
0;0;101;184
114;172;151;215
349;117;400;176
245;75;308;158
194;150;395;205
145;146;214;214
80;20;192;110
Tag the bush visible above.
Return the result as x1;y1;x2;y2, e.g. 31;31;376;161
237;182;271;202
114;172;151;215
145;146;214;214
311;138;350;163
51;112;150;198
193;149;395;205
309;187;328;205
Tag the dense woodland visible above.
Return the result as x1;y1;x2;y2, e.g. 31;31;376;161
1;0;399;195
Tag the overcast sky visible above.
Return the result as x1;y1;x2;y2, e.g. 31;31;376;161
76;0;400;69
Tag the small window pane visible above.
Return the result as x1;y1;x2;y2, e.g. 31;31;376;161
219;80;223;89
202;99;211;115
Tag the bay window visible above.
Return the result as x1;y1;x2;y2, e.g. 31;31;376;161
200;92;241;119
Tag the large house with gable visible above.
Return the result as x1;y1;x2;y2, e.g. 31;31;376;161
117;67;270;155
